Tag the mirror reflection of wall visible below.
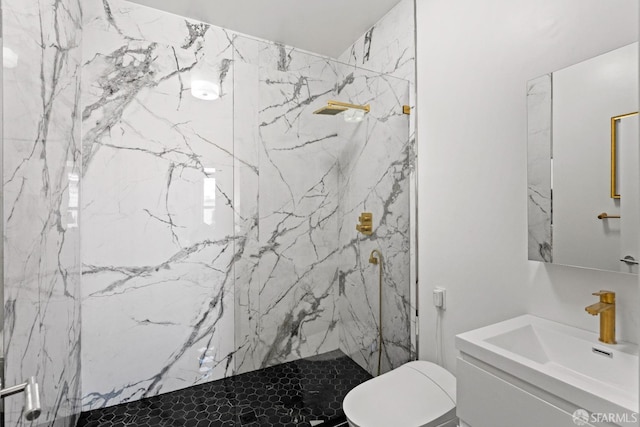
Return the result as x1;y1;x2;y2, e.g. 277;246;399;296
527;42;639;274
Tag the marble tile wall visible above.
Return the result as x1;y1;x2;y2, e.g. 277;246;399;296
335;67;412;375
336;0;416;374
79;0;415;411
337;0;416;121
80;0;239;410
527;74;553;262
2;0;83;426
232;36;343;373
80;0;346;409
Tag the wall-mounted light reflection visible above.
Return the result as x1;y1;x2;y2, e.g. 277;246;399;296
343;109;366;123
191;61;220;101
191;79;220;101
197;346;216;380
3;47;18;69
203;168;216;226
67;172;79;228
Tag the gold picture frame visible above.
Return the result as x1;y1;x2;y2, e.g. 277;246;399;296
611;111;639;199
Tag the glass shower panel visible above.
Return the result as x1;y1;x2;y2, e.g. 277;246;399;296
2;0;83;425
335;66;412;375
231;34;263;375
232;33;412;378
79;6;237;411
255;46;343;369
233;36;343;374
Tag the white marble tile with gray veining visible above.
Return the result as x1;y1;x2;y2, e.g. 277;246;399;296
81;0;241;410
230;37;263;375
78;0;416;412
236;39;343;372
527;74;553;262
335;66;413;376
334;0;416;375
3;0;83;426
337;0;415;129
337;0;417;364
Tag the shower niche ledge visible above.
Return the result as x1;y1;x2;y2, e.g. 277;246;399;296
455;315;638;427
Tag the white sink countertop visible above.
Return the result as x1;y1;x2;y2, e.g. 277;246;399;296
456;314;639;416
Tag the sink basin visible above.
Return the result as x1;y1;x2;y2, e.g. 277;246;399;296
456;315;639;417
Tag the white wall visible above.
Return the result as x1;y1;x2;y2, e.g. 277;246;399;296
416;0;638;372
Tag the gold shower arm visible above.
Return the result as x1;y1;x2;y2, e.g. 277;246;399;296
327;100;370;113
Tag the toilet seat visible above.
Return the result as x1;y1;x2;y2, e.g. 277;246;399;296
343;361;457;427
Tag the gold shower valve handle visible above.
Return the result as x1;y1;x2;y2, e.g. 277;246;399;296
356;212;373;235
592;291;615;304
359;213;372;223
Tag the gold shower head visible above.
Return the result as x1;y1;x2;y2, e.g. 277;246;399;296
313;100;370;116
313;104;350;115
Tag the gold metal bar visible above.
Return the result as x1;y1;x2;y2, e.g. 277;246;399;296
327;100;371;113
611;116;616;198
611;112;639;199
597;212;620;219
402;105;411;115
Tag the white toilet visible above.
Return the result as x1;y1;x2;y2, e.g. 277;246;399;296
343;361;457;427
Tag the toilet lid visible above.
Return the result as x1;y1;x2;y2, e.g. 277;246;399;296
343;361;456;427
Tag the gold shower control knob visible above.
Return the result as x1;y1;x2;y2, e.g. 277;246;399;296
359;213;372;223
357;212;373;235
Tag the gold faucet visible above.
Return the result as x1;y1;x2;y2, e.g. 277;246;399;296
585;290;616;344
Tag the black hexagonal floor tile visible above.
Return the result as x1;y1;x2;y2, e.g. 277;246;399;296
77;350;370;426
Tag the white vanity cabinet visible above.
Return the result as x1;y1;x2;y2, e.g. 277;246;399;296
455;315;638;427
457;355;596;427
